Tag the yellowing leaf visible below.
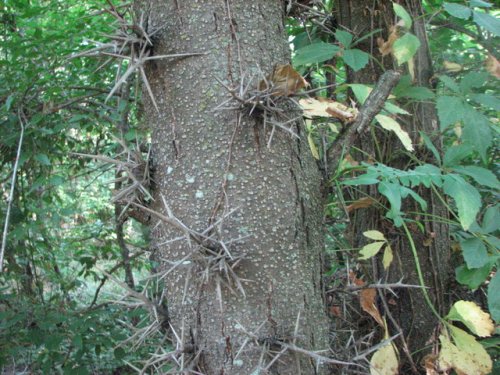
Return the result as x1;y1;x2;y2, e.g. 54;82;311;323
449;325;493;375
370;341;399;375
408;56;416;81
438;334;478;375
382;245;393;270
438;329;493;375
307;133;320;160
444;61;463;73
299;97;358;121
359;241;385;260
363;230;386;241
447;301;494;337
375;114;414;151
393;33;421;66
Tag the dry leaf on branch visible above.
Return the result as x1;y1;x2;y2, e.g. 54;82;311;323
349;271;384;327
377;26;399;56
346;197;376;212
360;287;384;327
485;54;500;79
299;97;358;122
258;64;308;96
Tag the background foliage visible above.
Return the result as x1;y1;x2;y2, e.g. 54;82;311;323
0;0;498;373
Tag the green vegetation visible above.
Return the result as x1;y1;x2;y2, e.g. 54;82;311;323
1;0;498;373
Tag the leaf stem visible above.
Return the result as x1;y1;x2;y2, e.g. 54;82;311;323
401;220;444;322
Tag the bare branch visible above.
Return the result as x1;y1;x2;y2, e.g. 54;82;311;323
1;111;25;271
327;70;401;177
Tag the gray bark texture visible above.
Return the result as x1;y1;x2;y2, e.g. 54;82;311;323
138;0;329;373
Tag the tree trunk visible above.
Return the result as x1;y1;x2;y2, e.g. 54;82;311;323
139;1;329;373
335;0;450;372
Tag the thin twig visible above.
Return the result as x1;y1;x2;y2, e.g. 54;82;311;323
1;111;25;271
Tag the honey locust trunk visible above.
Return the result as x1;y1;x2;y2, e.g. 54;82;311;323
137;1;329;373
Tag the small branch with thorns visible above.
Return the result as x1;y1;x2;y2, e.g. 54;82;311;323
71;1;206;112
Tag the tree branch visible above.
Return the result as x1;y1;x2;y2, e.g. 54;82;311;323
326;70;401;178
1;111;25;272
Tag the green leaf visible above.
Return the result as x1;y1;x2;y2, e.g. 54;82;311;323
349;83;371;104
470;0;492;7
114;347;126;360
459;71;489;93
45;334;63;350
342;49;370;71
455;263;492;289
473;11;500;36
482;205;500;234
460;238;489;269
488;271;500;323
393;3;412;29
443;3;472;19
383;101;411;115
443;144;474;167
462;107;493;162
436;96;465;129
5;95;14;110
470;93;500;111
35;153;51;166
393;33;420;65
379;181;404;226
293;42;339;66
359;241;385;260
451;166;500;189
443;174;482;230
49;175;65;186
363;230;386;241
401;186;428;211
342;176;380;185
420;132;441;165
398;86;435;100
72;334;83;350
438;75;460;93
335;29;353;48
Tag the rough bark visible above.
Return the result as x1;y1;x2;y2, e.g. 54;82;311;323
138;1;329;373
334;0;450;372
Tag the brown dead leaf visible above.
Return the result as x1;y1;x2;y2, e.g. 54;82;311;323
377;26;399;56
360;287;384;327
485;54;500;79
330;305;342;317
348;270;365;286
346;197;375;212
422;354;439;375
349;272;384;327
259;64;308;96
